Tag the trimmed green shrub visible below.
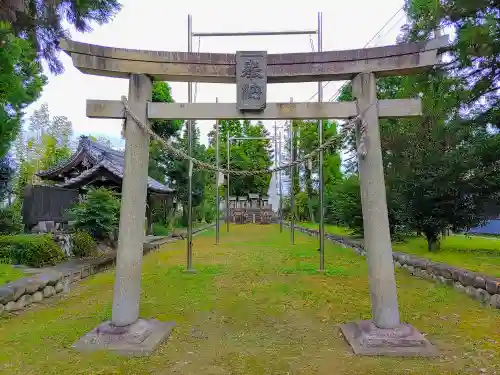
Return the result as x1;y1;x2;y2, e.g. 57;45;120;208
152;223;169;236
0;241;11;264
67;187;121;240
0;206;23;235
71;230;97;258
0;234;65;267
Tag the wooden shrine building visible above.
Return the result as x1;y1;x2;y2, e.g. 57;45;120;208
35;136;174;233
227;193;274;224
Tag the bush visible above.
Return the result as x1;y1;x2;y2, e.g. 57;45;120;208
0;234;66;267
326;175;364;235
152;223;169;236
68;187;120;240
71;230;97;258
0;206;23;234
0;241;11;264
204;209;215;224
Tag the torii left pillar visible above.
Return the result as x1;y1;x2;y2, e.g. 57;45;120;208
73;74;175;356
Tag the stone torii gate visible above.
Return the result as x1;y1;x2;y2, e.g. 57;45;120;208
64;35;447;356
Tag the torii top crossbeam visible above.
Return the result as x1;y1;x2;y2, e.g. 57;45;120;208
60;36;448;84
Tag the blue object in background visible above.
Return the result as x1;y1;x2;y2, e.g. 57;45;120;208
467;219;500;235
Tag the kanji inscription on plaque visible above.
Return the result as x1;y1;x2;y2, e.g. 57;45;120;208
236;51;267;111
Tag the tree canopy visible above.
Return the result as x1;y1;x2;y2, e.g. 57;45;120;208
331;0;500;249
13;103;73;197
0;0;121;193
0;0;122;74
207;119;273;196
0;22;46;157
401;0;498;129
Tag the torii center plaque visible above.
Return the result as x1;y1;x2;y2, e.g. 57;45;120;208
236;51;267;112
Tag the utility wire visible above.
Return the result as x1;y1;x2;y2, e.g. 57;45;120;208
274;6;405;130
326;7;404;103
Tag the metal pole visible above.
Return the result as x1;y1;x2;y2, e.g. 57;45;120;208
186;14;194;272
226;132;230;232
279;132;283;232
289;97;295;244
317;12;325;272
274;121;279;228
215;97;220;244
192;30;318;37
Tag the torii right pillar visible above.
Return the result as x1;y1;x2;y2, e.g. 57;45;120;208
340;73;438;357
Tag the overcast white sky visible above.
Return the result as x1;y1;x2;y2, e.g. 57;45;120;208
23;0;406;149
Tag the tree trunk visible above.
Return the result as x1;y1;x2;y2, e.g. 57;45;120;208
181;206;189;228
425;231;441;252
166;204;176;231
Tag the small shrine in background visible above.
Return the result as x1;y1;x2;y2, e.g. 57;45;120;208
227;193;274;224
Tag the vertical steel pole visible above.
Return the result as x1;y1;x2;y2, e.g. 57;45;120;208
317;12;325;272
279;133;283;232
215;97;220;244
186;14;194;271
226;132;230;232
273;121;279;228
289;97;295;244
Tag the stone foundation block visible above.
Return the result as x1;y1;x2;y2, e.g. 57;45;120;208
340;320;437;357
485;279;500;294
73;318;175;356
472;276;486;289
43;285;55;298
475;288;491;304
4;301;18;312
17;294;32;308
0;287;14;304
32;291;43;302
55;281;64;293
488;294;500;309
454;282;466;293
465;285;477;298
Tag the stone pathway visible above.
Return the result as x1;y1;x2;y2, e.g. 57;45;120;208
20;235;165;277
1;224;215;315
13;224;215;281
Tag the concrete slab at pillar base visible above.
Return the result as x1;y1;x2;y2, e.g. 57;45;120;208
340;320;437;357
183;269;197;274
72;319;175;357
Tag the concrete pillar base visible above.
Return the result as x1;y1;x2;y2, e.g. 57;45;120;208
340;320;437;357
72;318;175;357
183;268;198;274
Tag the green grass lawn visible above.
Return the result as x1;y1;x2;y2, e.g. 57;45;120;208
0;225;499;374
299;222;500;277
299;222;356;237
0;263;25;285
393;235;500;277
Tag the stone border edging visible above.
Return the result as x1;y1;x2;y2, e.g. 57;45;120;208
0;224;216;316
286;223;500;309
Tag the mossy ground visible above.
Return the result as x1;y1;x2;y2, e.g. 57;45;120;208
300;222;500;276
393;235;500;277
0;263;25;285
0;225;499;374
